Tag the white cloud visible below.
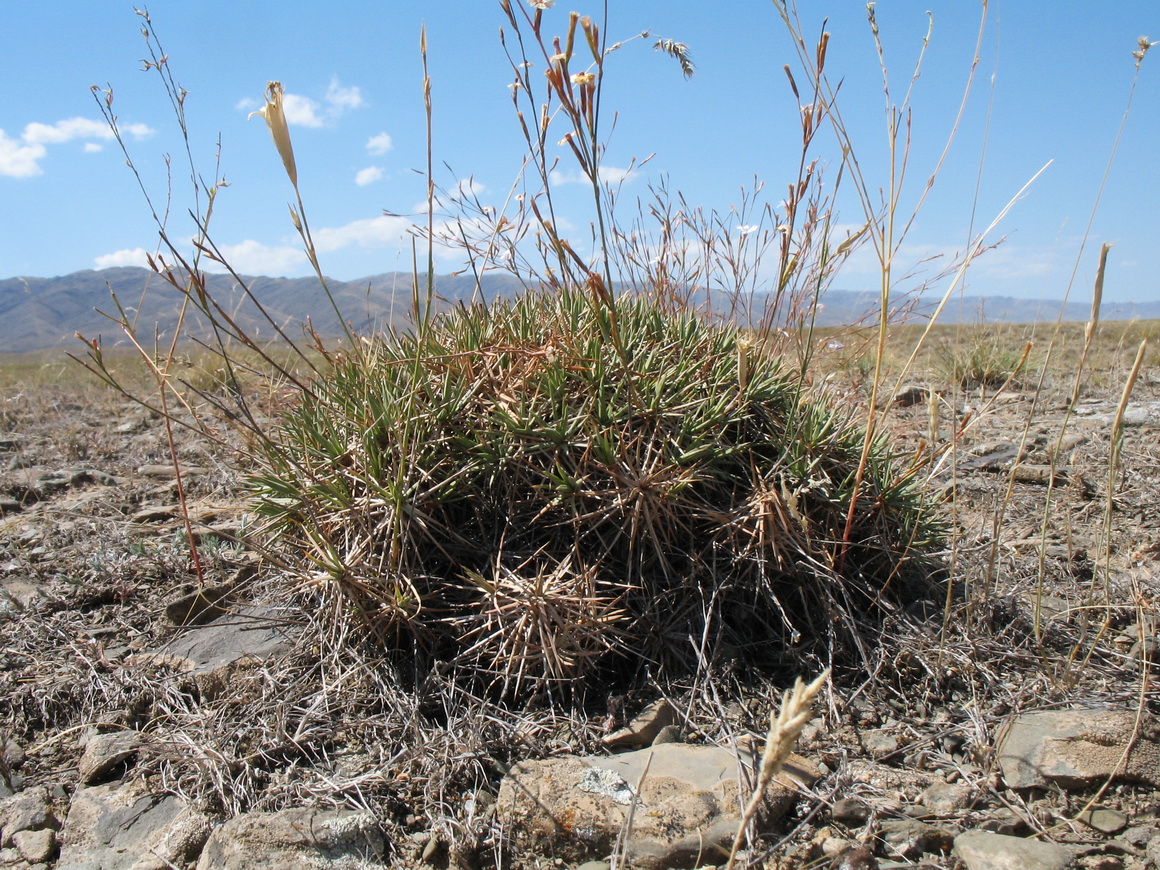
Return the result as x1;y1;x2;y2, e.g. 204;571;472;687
235;97;258;112
98;240;309;276
0;116;153;177
832;235;1062;303
596;166;638;185
83;142;102;153
22;117;152;144
95;247;151;269
123;122;154;139
282;93;324;127
23;118;106;144
314;214;415;253
101;210;480;279
0;130;46;177
211;240;309;275
326;77;364;110
355;166;384;186
275;79;365;128
454;178;486;199
366;132;393;155
549;165;638;186
837;237;956;280
972;244;1056;279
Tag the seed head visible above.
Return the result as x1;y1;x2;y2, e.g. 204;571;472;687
249;81;298;188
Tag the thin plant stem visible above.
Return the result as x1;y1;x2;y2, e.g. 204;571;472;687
726;669;828;870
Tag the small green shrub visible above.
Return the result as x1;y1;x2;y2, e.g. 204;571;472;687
945;332;1029;390
250;288;944;698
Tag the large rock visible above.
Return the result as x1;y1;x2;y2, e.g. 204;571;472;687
77;732;143;786
497;742;819;869
0;785;60;847
195;808;385;869
996;709;1160;789
954;830;1076;870
131;604;293;698
13;826;57;863
56;780;210;870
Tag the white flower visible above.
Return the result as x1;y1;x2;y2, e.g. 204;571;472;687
249;82;298;188
736;224;758;236
528;0;554;8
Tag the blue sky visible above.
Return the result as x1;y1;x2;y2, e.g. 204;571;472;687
1;1;1157;306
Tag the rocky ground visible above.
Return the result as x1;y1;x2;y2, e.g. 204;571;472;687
1;357;1159;869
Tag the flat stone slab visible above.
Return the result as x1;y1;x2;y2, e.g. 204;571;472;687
997;708;1160;789
136;464;211;480
497;743;819;869
195;808;385;869
954;830;1076;870
56;780;210;870
959;445;1021;472
132;605;293;698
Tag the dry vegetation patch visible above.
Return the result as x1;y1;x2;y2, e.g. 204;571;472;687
2;2;1158;865
1;322;1157;868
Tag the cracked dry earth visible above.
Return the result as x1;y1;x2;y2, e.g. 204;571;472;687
0;360;1159;870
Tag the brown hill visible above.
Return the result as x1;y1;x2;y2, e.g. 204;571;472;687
1;267;1154;353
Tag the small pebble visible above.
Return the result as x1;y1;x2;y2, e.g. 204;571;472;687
861;730;900;759
1119;825;1159;848
831;798;872;825
420;834;440;864
831;844;878;869
1078;807;1128;835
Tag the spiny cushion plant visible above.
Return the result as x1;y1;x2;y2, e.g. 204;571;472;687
250;287;944;699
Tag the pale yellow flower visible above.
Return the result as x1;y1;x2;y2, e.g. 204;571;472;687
249;81;298;188
570;72;596;86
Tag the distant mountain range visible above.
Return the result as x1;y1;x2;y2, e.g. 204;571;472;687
1;266;1156;353
0;267;525;354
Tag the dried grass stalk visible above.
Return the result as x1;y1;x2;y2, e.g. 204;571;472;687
726;668;829;870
